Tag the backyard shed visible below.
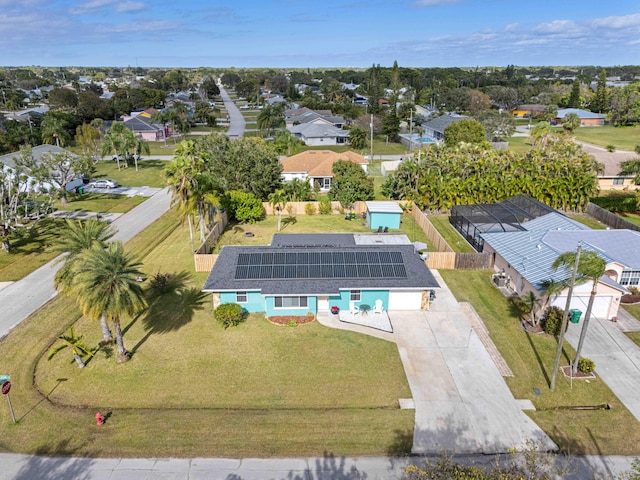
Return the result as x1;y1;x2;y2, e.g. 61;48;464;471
366;201;403;230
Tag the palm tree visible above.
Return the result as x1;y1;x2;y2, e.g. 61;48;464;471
618;158;640;186
102;122;137;171
54;218;115;343
348;126;367;151
41;116;70;147
268;189;287;231
520;291;542;326
257;104;284;137
75;242;147;363
48;327;94;368
562;113;581;135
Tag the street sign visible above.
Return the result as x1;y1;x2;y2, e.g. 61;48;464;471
1;381;10;395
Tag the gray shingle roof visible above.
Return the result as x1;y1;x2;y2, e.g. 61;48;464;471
203;242;439;295
423;114;470;134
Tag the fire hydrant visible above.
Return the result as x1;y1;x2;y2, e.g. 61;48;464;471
95;412;104;426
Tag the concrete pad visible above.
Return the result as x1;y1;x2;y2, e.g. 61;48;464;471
515;399;536;410
398;398;415;409
0;281;13;291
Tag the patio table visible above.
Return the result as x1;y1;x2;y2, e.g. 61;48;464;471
359;304;371;316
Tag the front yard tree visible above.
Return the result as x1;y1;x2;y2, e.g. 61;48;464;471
102;121;137;170
475;111;515;142
328;160;374;209
268;189;287;231
53;218;115;343
48;327;94;369
35;151;95;205
382;109;400;142
348;126;367;150
75;242;147;363
562;113;581;134
257;103;285;137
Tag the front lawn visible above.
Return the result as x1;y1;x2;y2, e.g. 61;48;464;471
55;193;146;214
572;125;640;151
440;270;640;455
92;159;167;188
0;208;413;458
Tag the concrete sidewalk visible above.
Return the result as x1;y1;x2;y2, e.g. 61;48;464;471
0;188;172;340
0;452;635;479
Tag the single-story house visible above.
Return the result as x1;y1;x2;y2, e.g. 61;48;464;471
366;201;402;230
482;212;633;320
285;108;345;128
287;120;349;146
280;150;368;192
202;233;440;317
422;114;471;143
123;110;170;141
511;105;546;118
553;108;606;126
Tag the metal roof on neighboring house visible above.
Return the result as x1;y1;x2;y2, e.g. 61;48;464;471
556;108;606;120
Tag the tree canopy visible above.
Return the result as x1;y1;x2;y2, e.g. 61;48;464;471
328;160;374;208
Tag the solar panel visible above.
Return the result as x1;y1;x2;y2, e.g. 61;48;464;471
233;248;409;280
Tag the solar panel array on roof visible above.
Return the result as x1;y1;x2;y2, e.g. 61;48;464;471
234;250;407;280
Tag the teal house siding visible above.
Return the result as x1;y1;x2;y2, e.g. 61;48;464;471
220;290;264;312
330;289;389;311
265;295;318;316
368;211;401;229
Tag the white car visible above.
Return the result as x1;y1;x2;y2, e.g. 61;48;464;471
88;178;119;189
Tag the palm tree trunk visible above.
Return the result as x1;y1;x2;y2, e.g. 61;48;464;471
113;319;129;362
572;287;597;373
100;313;113;343
187;213;195;252
73;353;86;368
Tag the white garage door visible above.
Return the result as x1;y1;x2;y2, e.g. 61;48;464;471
552;295;612;319
388;291;422;310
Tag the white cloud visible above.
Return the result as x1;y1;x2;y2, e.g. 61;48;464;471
116;1;146;13
533;19;582;34
590;13;640;29
70;0;112;15
413;0;464;6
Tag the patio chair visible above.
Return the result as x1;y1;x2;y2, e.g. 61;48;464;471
349;301;360;317
376;226;383;233
383;226;389;233
373;299;384;315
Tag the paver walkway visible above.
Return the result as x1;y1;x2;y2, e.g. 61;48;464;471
0;188;172;340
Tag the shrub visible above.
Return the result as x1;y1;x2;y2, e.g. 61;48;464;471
214;303;245;329
607;144;616;152
150;272;172;294
221;190;264;223
629;286;640;295
578;357;596;373
286;319;298;327
542;306;565;335
318;198;332;215
304;203;316;215
590;194;637;213
286;204;294;215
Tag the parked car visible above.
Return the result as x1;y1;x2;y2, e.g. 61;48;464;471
88;178;119;189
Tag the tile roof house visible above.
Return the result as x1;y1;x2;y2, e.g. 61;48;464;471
280;150;368;191
202;233;440;319
553;108;606;126
481;211;633;320
422;114;471;143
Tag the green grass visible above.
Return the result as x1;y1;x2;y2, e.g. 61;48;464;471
0;218;64;281
92;159;167;188
0;207;413;458
566;214;608;230
613;212;640;227
428;215;475;253
626;331;640;348
440;270;640;455
507;136;534;153
147;141;177;156
303;138;408;156
54;193;146;214
572;125;640;151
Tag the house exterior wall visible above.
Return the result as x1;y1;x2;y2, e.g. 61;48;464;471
304;136;340;146
328;289;390;313
598;177;639;191
368;211;401;230
281;172;308;182
220;290;264;312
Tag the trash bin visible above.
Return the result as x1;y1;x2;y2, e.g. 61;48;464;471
77;186;84;194
569;309;582;324
330;306;340;315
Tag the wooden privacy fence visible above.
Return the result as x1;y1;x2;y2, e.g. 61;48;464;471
262;201;345;216
193;212;228;272
410;203;454;253
194;253;218;272
585;202;640;232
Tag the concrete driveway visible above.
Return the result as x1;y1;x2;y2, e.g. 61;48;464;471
392;270;556;454
83;185;161;197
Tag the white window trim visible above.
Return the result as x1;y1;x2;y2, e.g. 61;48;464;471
236;291;248;303
274;296;308;309
350;290;361;301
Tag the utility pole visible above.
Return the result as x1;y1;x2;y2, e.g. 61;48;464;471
369;114;373;160
551;243;582;390
409;109;413;152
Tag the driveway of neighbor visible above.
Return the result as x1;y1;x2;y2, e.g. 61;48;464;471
0;188;172;340
564;307;640;422
392;270;556;454
219;85;246;138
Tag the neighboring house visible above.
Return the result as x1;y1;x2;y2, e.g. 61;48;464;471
0;145;84;192
285;108;345;128
202;233;440;317
553;108;606;126
511;105;546;118
288;120;349;146
482;212;634;320
422;114;471;143
123;110;169;141
280;150;368;191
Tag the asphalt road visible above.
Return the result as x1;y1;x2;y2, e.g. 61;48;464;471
219;84;246;138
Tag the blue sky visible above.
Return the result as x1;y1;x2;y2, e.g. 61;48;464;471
1;0;639;68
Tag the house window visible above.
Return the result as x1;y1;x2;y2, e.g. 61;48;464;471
350;290;361;301
236;291;247;303
612;178;625;185
620;270;640;287
274;296;308;308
